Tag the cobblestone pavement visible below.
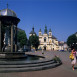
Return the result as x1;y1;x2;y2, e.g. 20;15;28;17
0;51;77;77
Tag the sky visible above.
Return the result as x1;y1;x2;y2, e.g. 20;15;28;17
0;0;77;42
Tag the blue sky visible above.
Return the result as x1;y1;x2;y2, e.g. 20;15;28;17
0;0;77;42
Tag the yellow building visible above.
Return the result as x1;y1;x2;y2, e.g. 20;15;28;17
38;26;59;51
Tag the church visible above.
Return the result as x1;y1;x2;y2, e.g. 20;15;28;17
29;26;59;51
38;26;59;51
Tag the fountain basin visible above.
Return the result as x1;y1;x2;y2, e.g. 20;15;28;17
0;52;26;59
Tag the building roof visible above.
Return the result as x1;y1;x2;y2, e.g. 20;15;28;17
30;27;36;34
58;41;67;46
0;8;17;17
30;31;36;34
52;35;57;39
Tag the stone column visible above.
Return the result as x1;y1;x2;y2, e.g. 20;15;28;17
0;21;1;52
8;27;11;46
15;25;17;52
11;24;14;52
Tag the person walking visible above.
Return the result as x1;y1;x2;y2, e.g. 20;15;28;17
42;48;44;54
71;48;77;70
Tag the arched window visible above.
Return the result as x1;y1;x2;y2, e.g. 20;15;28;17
44;37;46;42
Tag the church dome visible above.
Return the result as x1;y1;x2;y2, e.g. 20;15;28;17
0;8;17;17
30;27;36;35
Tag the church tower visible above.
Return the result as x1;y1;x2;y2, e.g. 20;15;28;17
38;25;59;51
39;29;42;36
49;28;52;36
44;25;47;34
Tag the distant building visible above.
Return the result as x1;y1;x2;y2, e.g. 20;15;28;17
29;27;36;49
38;26;59;51
58;41;68;51
29;27;36;36
29;26;69;51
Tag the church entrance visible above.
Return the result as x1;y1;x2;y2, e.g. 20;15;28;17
53;48;54;50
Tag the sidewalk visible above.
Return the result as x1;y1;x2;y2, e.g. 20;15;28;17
0;51;77;77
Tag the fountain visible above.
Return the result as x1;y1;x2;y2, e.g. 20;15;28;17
0;6;27;58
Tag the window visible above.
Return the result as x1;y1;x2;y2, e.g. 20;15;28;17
44;37;46;42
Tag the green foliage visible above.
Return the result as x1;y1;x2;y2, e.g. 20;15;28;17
17;30;27;47
67;34;77;50
53;56;61;63
29;35;39;50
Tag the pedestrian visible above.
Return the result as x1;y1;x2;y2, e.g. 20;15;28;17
71;48;77;70
42;48;44;54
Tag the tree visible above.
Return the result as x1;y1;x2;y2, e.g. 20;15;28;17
17;30;27;48
29;35;39;50
67;34;77;50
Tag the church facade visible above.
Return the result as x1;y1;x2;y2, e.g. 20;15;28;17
38;26;59;51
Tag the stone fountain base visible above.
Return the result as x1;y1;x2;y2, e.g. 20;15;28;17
0;52;27;59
